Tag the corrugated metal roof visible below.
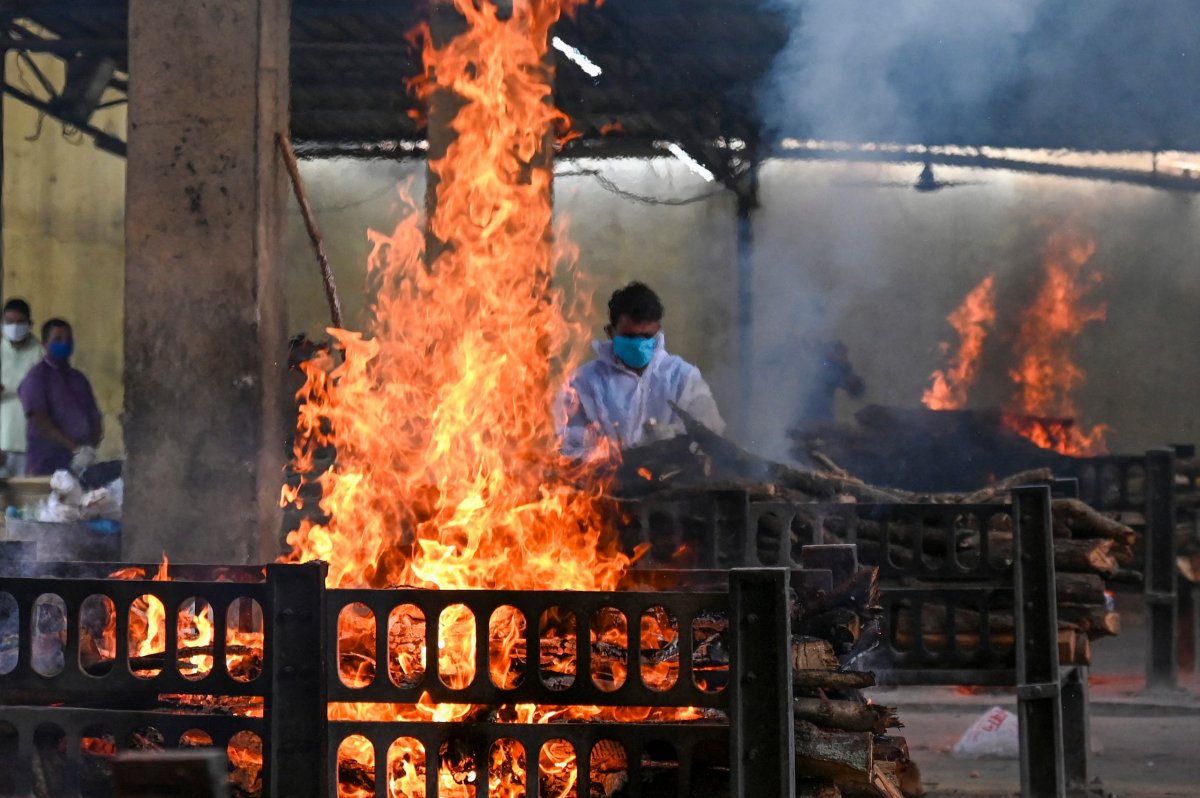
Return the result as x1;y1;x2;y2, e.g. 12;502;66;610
3;1;1197;160
2;0;786;170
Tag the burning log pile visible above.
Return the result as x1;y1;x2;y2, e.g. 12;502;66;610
789;547;921;798
617;408;1136;666
788;405;1075;493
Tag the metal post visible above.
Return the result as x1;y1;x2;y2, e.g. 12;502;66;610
1012;485;1066;798
265;562;327;798
729;568;794;798
1145;448;1178;690
1059;666;1090;791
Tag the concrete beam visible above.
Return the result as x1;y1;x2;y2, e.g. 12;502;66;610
124;1;290;563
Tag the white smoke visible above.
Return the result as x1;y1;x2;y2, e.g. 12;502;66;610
763;0;1200;150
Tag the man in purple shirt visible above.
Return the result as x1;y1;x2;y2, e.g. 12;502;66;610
18;318;103;475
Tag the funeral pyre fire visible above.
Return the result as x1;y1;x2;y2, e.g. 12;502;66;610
922;226;1109;456
279;1;697;795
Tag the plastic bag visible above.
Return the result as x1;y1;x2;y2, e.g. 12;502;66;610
952;705;1020;759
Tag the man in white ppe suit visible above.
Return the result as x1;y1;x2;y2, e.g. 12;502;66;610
558;282;725;459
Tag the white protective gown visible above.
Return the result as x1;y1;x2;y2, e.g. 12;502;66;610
557;332;725;458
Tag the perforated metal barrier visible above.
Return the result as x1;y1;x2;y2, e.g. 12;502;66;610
1062;447;1188;687
617;485;1081;797
0;561;794;798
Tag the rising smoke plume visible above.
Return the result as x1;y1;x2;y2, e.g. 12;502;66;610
763;0;1199;151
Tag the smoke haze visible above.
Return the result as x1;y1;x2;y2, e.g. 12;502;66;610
764;0;1200;151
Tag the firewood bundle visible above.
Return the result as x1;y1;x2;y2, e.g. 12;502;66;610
789;546;920;798
619;410;1138;666
803;496;1129;662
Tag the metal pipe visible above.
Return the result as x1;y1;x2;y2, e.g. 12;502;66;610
276;131;345;330
768;144;1200;194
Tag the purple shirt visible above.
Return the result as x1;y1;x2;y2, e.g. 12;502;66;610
18;358;102;475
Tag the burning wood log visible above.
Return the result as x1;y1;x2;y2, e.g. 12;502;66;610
793;669;877;690
1050;498;1138;545
959;468;1056;504
792;696;900;735
988;534;1120;577
672;404;908;504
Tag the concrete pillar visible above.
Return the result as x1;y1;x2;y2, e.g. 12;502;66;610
124;1;290;563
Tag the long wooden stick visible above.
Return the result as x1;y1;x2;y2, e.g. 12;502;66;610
276;132;344;329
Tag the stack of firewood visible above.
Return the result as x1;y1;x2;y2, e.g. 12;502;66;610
619;410;1139;667
789;545;920;798
804;490;1131;664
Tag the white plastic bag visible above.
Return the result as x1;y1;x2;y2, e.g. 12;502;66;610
49;469;83;504
81;487;121;520
35;491;83;523
952;705;1020;759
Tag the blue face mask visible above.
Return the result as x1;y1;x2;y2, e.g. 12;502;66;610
612;335;657;369
48;340;73;361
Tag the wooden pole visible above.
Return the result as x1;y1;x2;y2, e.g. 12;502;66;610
275;132;344;329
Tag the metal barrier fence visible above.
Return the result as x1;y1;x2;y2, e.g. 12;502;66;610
617;484;1081;798
0;562;315;798
1062;447;1187;688
0;560;794;798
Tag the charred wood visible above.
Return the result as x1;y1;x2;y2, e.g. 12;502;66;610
793;669;877;690
1051;498;1138;545
792;696;900;734
793;719;874;785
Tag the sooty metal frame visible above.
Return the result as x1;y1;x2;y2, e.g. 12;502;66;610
1065;447;1186;688
323;567;794;798
619;484;1080;798
0;561;796;798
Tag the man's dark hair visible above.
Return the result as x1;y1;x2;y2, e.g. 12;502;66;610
3;298;31;319
42;318;71;341
608;282;664;326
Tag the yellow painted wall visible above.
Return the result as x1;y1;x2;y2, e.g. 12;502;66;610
2;52;126;460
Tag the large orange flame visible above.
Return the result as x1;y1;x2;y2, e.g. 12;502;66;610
283;0;623;596
1003;228;1109;455
277;2;698;796
922;275;996;410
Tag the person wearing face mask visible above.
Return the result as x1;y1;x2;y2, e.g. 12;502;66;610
0;298;41;477
18;318;103;476
557;281;724;459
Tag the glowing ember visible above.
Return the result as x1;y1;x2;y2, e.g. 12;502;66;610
1003;228;1108;455
922;275;996;411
